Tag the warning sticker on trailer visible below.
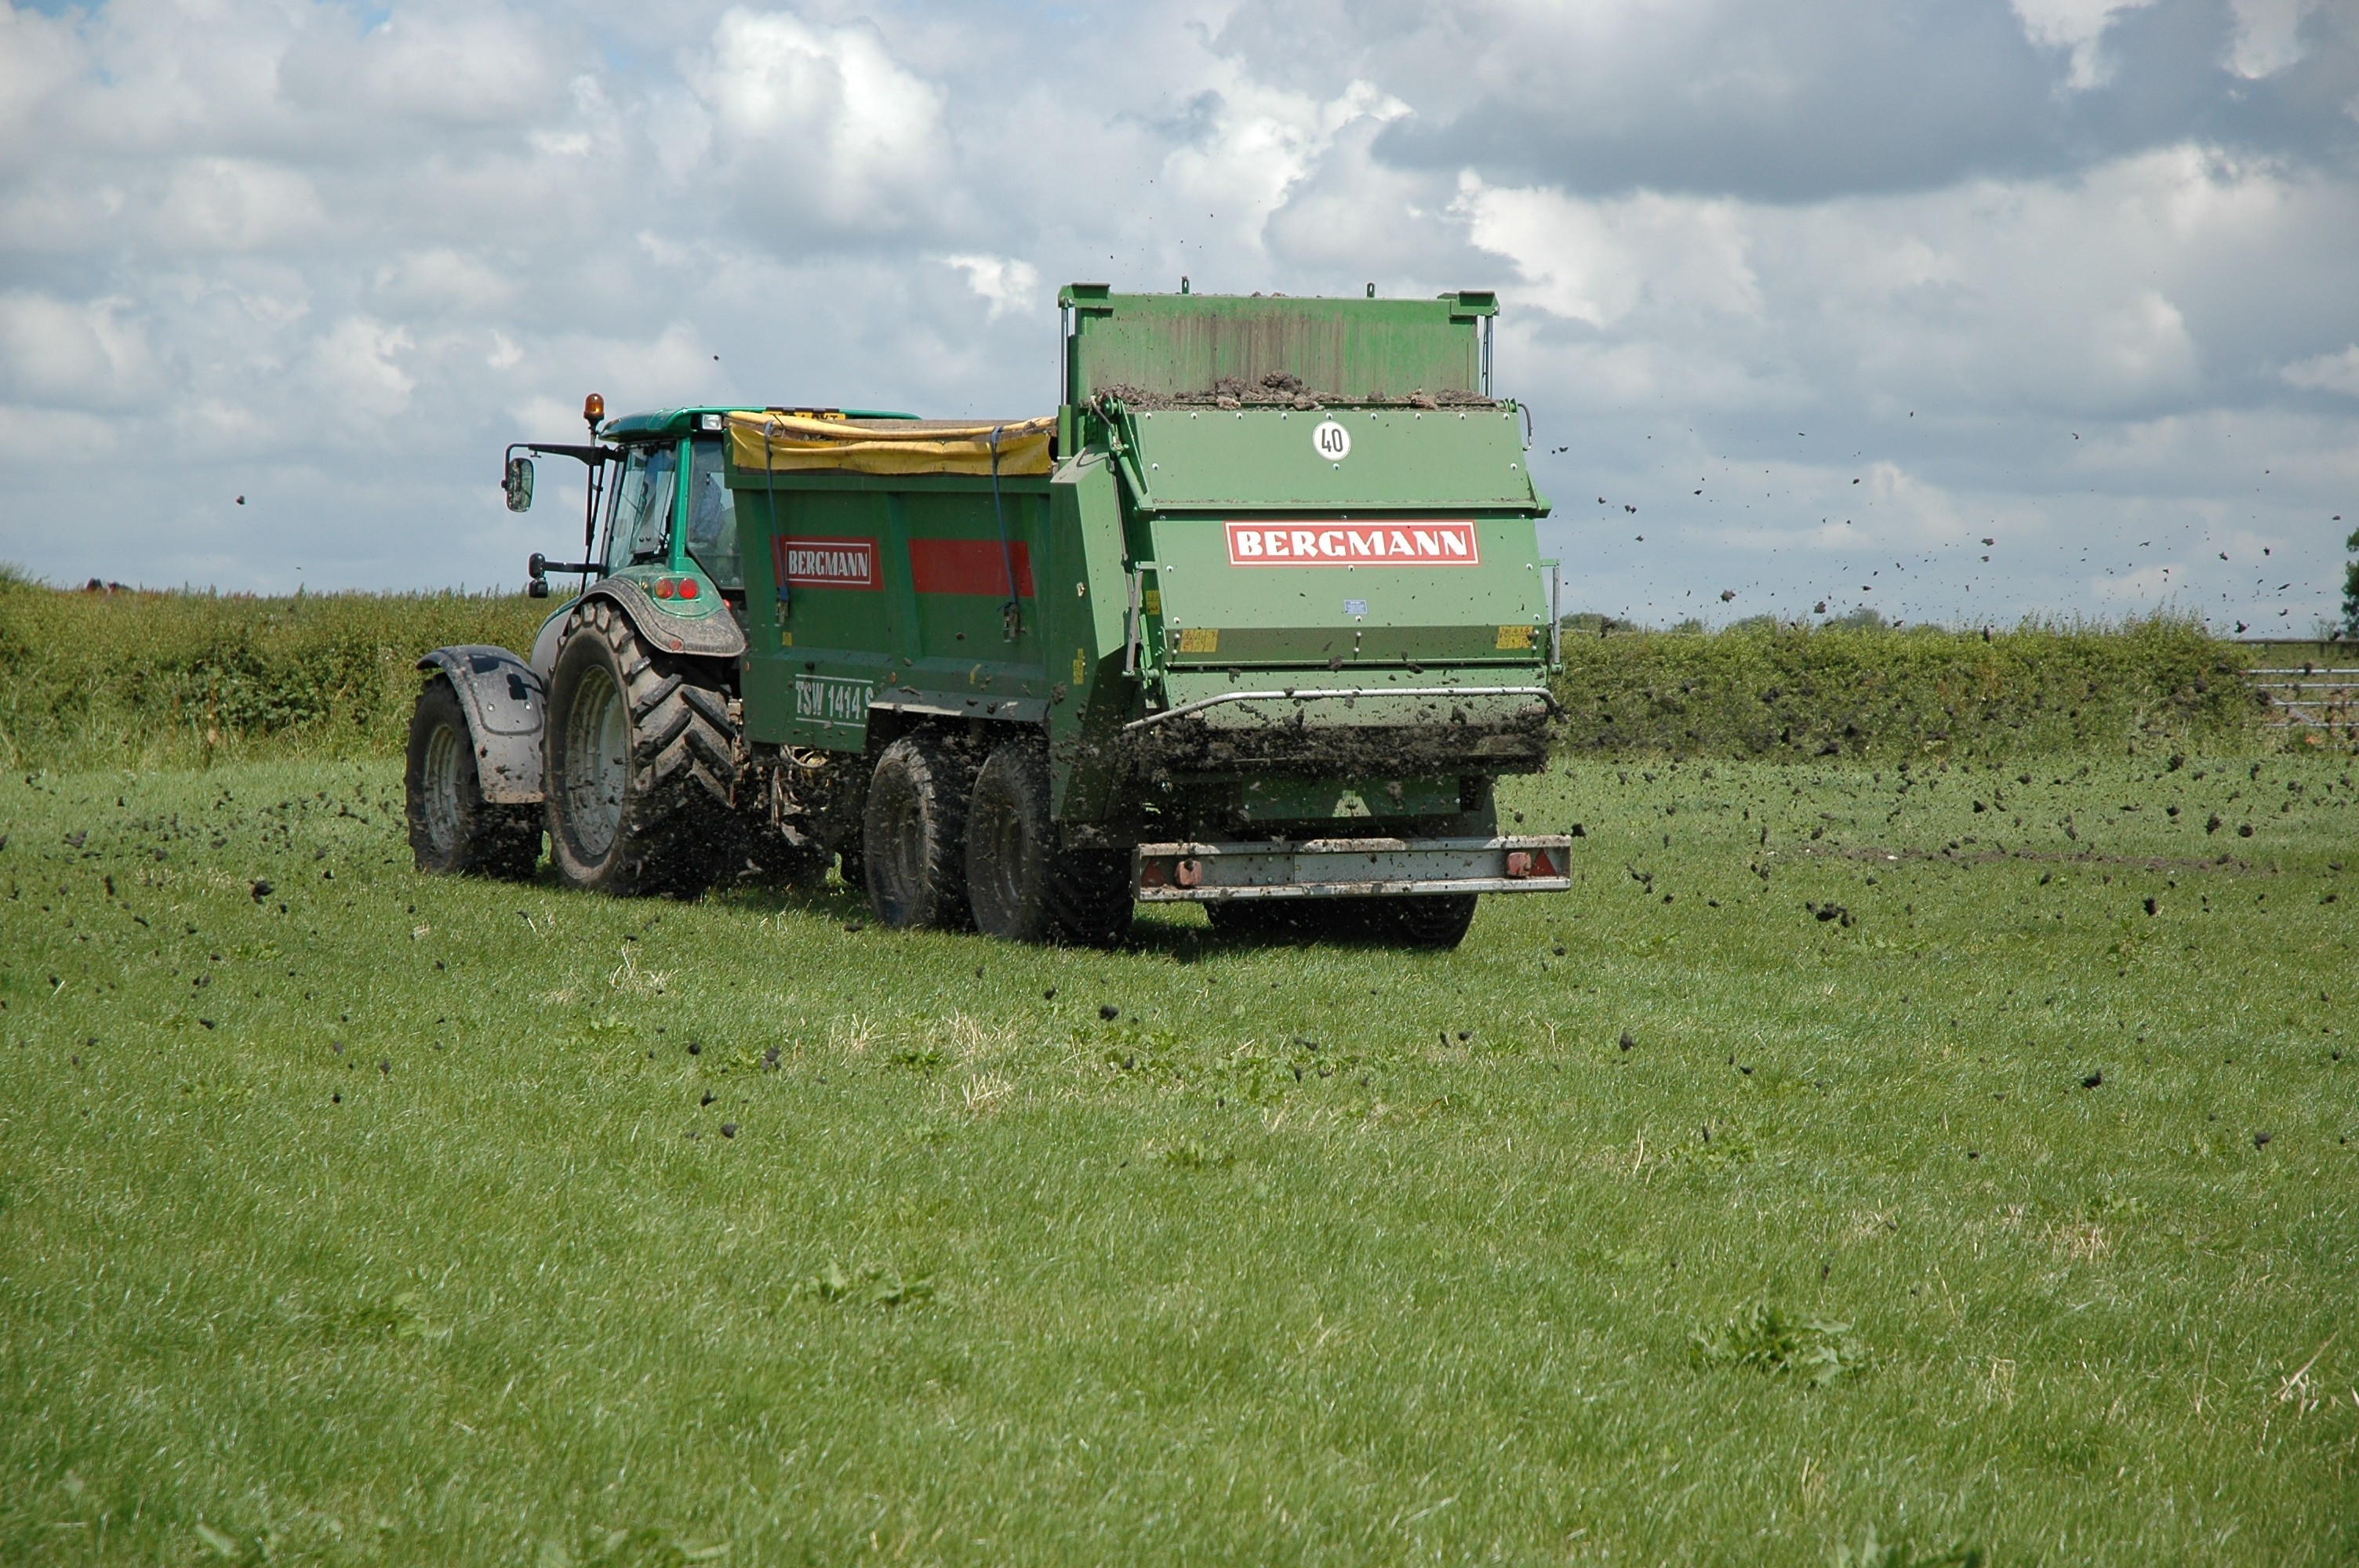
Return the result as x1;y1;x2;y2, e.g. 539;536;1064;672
1224;520;1481;566
773;535;879;591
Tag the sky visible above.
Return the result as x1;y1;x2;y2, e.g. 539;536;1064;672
0;0;2354;630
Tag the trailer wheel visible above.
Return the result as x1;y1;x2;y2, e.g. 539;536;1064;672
964;740;1134;946
404;674;540;878
863;732;974;930
543;599;734;897
965;742;1054;942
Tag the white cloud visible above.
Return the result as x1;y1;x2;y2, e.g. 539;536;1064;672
369;249;518;318
278;6;562;127
2281;344;2359;397
304;318;416;423
2223;0;2319;79
1160;76;1410;256
0;292;165;408
147;159;325;252
685;9;949;237
2009;0;2157;89
0;0;2348;626
940;254;1039;320
1454;175;1761;328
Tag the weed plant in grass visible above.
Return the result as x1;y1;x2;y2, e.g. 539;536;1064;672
3;756;2357;1565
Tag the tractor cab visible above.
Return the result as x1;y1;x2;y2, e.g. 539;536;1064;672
503;399;918;668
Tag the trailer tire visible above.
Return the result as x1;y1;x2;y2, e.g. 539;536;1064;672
405;674;541;879
964;740;1133;946
965;742;1055;942
863;732;974;931
543;599;734;898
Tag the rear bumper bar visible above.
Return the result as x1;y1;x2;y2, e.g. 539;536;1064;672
1125;684;1561;731
1133;835;1573;901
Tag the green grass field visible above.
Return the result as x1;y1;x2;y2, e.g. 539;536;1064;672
3;753;2355;1565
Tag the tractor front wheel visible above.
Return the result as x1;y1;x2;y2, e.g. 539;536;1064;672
404;675;540;878
543;600;735;897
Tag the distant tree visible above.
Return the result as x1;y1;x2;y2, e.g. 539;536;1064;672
2343;524;2359;638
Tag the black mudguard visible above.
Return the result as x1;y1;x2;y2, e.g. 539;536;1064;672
582;579;747;660
416;645;546;804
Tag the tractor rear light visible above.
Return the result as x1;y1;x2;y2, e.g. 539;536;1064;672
1507;851;1532;878
678;577;700;600
654;577;675;599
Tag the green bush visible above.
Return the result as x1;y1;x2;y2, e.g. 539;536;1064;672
0;569;547;771
0;573;2277;770
1551;616;2263;759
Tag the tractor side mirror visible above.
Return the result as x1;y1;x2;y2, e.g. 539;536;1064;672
503;456;536;512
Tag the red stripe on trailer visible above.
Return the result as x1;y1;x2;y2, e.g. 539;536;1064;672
909;538;1034;597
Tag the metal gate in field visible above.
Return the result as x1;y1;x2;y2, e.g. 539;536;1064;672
2236;641;2359;739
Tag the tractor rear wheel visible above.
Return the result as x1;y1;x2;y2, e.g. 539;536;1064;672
963;739;1133;946
862;731;975;930
543;600;735;897
404;675;540;878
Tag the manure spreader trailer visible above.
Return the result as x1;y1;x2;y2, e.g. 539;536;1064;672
406;286;1572;946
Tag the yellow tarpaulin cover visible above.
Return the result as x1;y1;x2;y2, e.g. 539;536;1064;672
726;413;1055;477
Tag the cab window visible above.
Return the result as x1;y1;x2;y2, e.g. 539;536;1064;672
602;444;678;571
684;438;740;589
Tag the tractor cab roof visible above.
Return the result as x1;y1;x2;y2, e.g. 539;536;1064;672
598;405;921;443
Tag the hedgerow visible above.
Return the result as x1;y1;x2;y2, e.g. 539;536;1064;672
1550;616;2264;759
0;572;2283;769
0;569;546;771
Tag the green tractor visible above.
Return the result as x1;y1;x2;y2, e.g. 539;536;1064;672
406;288;1572;946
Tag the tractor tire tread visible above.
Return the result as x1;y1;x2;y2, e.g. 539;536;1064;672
544;604;736;897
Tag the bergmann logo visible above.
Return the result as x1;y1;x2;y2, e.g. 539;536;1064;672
1225;520;1481;566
